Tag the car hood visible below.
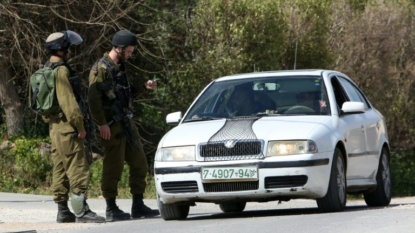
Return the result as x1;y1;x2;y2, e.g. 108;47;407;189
160;116;331;147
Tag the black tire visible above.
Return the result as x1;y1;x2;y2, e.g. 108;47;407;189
219;202;246;213
364;147;392;207
157;195;190;221
316;148;347;212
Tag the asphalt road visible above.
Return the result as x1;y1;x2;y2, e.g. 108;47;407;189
1;192;415;233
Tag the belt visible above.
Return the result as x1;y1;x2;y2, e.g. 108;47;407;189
48;113;67;123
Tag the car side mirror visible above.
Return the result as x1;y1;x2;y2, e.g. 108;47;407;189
166;111;182;126
340;101;365;116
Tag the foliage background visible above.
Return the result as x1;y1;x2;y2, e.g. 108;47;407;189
1;0;415;198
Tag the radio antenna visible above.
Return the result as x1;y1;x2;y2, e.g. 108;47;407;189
294;41;298;70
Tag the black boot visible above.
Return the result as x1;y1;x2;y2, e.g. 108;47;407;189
75;203;106;223
57;201;76;223
131;194;160;219
105;197;131;222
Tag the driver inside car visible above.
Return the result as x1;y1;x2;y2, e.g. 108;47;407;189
223;85;268;117
191;84;268;119
295;91;320;113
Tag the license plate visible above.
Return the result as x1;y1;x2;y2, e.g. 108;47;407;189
201;166;258;180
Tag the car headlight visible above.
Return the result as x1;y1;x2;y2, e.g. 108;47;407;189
155;146;195;161
267;140;318;156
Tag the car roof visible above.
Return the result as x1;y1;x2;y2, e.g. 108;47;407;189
215;69;343;82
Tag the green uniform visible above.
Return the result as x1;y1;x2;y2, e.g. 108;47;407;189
88;53;148;198
48;57;89;203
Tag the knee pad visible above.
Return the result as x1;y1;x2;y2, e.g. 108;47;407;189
71;193;87;217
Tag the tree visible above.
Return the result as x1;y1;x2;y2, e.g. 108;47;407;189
0;58;24;136
160;0;334;111
0;0;158;136
328;0;415;147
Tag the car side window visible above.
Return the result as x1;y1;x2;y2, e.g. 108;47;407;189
337;77;371;109
330;76;349;110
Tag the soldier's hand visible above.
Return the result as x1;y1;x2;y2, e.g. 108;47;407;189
78;131;87;139
145;80;157;90
99;125;111;140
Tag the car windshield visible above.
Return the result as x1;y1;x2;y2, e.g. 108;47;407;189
183;75;331;122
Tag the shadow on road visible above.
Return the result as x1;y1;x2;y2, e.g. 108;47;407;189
184;203;408;221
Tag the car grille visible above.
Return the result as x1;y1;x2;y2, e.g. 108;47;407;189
264;175;308;189
199;140;265;161
161;181;199;193
203;181;259;192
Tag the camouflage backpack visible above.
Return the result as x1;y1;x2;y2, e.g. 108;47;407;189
29;62;64;116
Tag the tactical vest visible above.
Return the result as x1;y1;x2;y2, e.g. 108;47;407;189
98;58;133;110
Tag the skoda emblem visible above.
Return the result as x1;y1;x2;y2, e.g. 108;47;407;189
224;140;236;148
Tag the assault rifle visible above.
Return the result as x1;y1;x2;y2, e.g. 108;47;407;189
106;100;140;151
69;75;101;165
96;58;140;151
98;80;140;151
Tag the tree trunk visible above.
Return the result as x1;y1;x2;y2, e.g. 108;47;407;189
0;60;25;136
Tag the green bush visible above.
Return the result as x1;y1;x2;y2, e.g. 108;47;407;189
88;159;103;197
391;148;415;197
0;137;52;193
0;143;16;192
0;137;156;198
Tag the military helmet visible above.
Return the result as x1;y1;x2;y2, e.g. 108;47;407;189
44;30;83;52
112;30;138;47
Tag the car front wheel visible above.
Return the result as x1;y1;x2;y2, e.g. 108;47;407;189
219;202;246;213
316;148;347;212
157;195;190;221
363;147;392;207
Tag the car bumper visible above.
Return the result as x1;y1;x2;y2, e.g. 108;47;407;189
154;152;333;204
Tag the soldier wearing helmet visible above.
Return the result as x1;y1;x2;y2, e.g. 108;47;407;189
111;29;139;61
44;31;105;223
88;29;159;222
45;30;82;61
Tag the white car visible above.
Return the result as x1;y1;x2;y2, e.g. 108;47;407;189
154;70;391;220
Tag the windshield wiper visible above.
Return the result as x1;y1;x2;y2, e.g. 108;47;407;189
183;116;222;122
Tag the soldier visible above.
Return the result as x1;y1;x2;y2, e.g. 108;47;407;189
43;31;105;223
88;29;159;222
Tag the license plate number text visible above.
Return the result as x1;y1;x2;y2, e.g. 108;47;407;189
202;167;258;180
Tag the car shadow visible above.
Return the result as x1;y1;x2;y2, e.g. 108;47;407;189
184;203;406;221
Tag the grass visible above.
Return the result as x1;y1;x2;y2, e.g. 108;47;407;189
116;176;156;199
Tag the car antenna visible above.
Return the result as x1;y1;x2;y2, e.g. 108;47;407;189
294;41;298;70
